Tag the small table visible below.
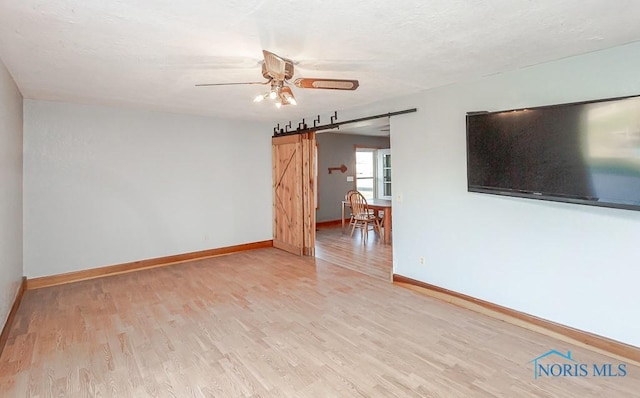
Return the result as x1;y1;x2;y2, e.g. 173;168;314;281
342;199;392;243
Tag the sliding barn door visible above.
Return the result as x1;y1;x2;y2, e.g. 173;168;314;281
272;133;316;256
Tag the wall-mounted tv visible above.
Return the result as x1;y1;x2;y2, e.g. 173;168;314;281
466;95;640;211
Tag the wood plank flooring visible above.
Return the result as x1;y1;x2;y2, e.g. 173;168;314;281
1;248;639;397
315;225;392;281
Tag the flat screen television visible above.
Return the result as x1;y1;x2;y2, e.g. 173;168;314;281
466;95;640;211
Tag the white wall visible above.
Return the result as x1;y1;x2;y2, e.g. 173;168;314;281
23;100;272;278
343;41;640;347
0;58;23;329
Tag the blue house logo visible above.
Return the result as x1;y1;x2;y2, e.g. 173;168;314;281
530;349;628;379
529;350;578;379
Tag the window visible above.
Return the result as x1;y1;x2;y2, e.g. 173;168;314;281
356;147;392;200
355;149;375;199
377;149;391;199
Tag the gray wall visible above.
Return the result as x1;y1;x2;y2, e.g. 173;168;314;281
0;57;23;329
316;133;390;222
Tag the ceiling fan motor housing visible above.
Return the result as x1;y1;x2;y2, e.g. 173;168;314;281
262;61;294;81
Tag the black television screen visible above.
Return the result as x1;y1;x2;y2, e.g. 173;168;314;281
466;95;640;211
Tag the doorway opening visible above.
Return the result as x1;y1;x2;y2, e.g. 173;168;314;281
313;118;393;281
271;115;394;281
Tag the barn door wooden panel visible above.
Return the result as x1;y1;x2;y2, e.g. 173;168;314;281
272;133;316;256
301;132;316;256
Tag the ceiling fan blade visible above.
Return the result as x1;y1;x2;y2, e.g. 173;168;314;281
195;81;269;87
294;78;359;90
262;50;288;81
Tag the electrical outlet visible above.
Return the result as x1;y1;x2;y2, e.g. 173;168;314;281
419;257;425;265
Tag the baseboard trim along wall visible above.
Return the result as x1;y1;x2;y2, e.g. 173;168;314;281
316;219;344;228
393;274;640;366
26;240;274;290
0;277;27;358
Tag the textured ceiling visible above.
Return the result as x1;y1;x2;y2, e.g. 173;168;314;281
1;1;640;124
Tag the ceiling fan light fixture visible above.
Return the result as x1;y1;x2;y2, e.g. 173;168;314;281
280;86;297;106
275;101;282;109
253;94;266;102
269;90;278;100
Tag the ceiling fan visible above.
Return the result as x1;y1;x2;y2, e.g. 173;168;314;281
196;50;359;108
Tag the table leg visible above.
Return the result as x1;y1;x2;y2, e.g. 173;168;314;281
383;208;391;244
341;201;346;233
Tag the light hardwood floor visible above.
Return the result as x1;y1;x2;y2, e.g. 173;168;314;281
1;248;638;397
315;225;392;281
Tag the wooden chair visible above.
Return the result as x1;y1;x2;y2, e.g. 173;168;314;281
348;191;382;242
345;190;358;231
